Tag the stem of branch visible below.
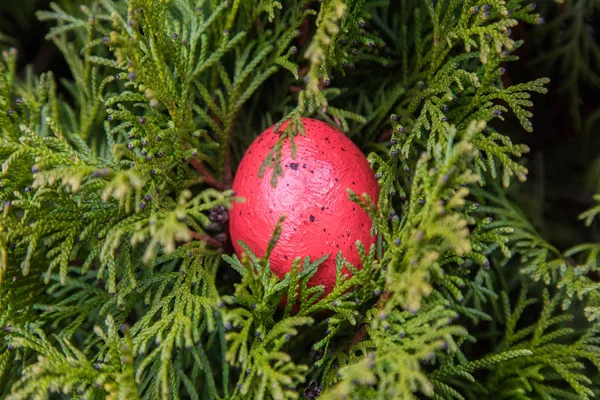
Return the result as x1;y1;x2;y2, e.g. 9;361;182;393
188;229;223;249
190;158;225;190
352;290;390;344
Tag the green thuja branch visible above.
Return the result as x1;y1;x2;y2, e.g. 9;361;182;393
431;286;600;400
579;193;600;226
350;0;548;189
320;300;466;399
5;315;138;400
474;187;600;320
222;216;387;399
532;0;600;131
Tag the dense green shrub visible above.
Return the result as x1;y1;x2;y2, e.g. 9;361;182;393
1;0;600;399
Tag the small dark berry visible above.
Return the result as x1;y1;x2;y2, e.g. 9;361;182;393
102;36;109;43
116;73;121;80
107;115;113;122
172;33;179;39
128;72;136;80
394;238;401;245
375;173;382;180
359;21;366;28
139;201;146;210
15;98;22;105
139;117;147;125
150;169;156;176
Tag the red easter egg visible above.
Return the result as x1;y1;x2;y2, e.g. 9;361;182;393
229;118;380;295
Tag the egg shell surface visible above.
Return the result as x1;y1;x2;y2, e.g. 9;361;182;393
229;117;380;294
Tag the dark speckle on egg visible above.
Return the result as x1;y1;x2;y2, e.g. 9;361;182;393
309;215;315;222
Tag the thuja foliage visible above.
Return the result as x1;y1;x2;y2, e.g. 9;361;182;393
1;0;599;399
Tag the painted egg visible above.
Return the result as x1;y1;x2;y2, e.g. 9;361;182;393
229;117;380;295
